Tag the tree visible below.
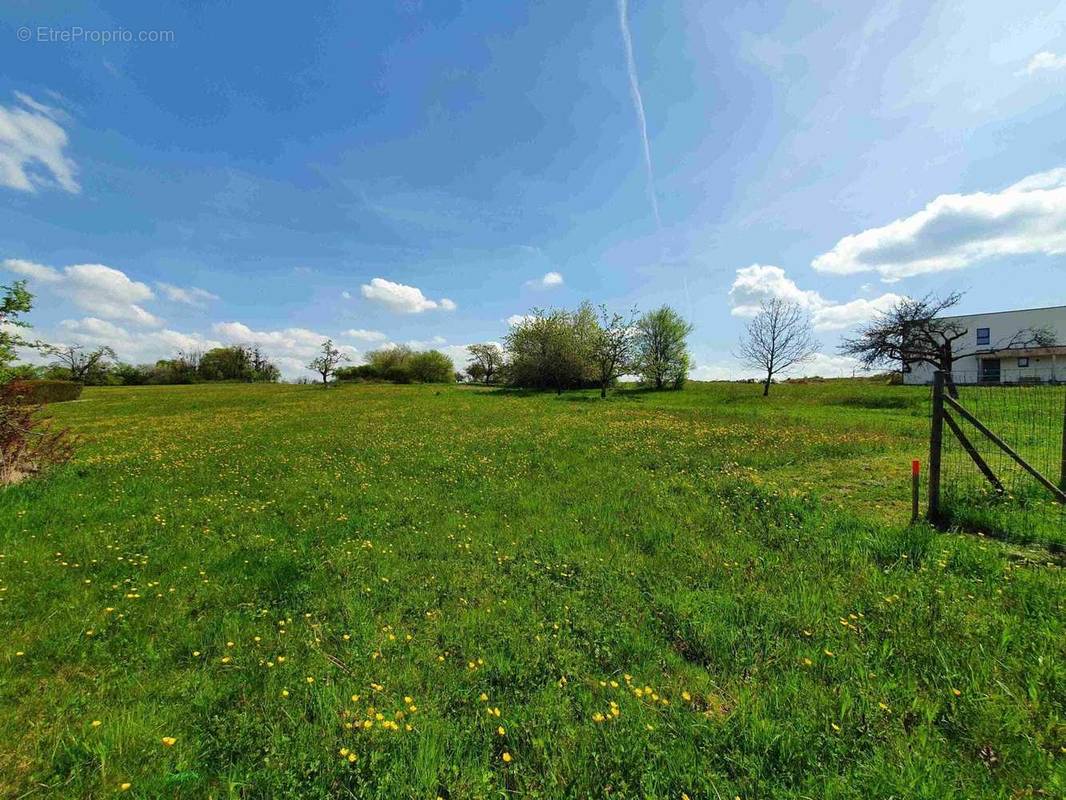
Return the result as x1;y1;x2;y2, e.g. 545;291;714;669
504;307;597;393
409;350;455;383
466;343;505;384
44;344;117;384
736;298;819;396
591;305;638;398
199;346;251;382
248;346;281;382
465;362;487;383
308;339;348;387
634;306;693;390
1;281;38;382
839;292;1055;385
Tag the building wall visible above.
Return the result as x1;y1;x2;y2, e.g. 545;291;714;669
902;305;1066;385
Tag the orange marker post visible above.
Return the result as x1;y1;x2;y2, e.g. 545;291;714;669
911;460;921;523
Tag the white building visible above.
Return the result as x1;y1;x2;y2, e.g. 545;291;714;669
903;304;1066;385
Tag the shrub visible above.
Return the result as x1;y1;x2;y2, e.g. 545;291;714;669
0;383;75;484
341;347;455;384
4;380;83;404
408;350;455;383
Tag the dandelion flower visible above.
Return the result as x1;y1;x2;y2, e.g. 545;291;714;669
161;736;177;747
501;751;512;763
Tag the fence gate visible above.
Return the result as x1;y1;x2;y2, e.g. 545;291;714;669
928;371;1066;542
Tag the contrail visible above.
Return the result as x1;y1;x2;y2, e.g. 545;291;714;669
617;0;661;230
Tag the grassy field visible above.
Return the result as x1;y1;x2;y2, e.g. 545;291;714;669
1;380;1063;798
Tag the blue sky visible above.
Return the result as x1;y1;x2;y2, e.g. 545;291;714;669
2;0;1066;377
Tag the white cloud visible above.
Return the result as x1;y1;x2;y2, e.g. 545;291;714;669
526;271;564;289
506;313;534;327
812;167;1066;280
343;328;388;342
341;290;352;300
2;258;61;283
3;259;161;326
212;321;359;376
155;282;219;307
63;264;160;325
402;335;448;350
728;264;902;331
692;352;866;382
729;264;822;316
810;295;903;331
1020;51;1066;76
58;317;222;362
360;277;456;314
0;92;79;193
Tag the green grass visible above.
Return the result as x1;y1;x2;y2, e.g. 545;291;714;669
939;384;1066;547
1;380;1063;799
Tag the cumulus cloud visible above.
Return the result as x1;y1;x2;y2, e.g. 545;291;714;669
729;264;822;316
1020;51;1066;76
692;352;865;381
0;91;79;193
812;168;1066;280
156;282;220;307
212;321;359;377
63;264;160;325
728;264;902;331
525;271;564;289
360;277;456;314
58;317;222;362
344;328;388;342
506;313;534;327
2;257;61;283
3;259;161;325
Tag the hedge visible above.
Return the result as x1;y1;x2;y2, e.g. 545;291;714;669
2;380;84;404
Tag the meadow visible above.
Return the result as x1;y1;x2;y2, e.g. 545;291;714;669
1;380;1063;799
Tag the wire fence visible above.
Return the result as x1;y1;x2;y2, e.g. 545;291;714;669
932;371;1065;549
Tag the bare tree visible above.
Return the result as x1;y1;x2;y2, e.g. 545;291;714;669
45;343;117;383
465;343;505;384
308;339;348;387
591;305;638;398
839;292;1055;384
737;298;819;396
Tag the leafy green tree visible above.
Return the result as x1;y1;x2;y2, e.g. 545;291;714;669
409;350;455;383
634;306;693;390
1;281;37;382
504;306;597;392
308;339;348;387
591;305;638;398
199;346;251;381
465;343;504;384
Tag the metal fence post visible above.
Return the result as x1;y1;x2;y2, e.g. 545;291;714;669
1060;389;1066;490
928;371;945;521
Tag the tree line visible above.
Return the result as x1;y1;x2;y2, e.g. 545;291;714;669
462;303;693;396
12;343;283;386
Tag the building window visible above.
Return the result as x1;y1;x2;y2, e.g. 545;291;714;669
1018;357;1029;368
976;327;990;346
